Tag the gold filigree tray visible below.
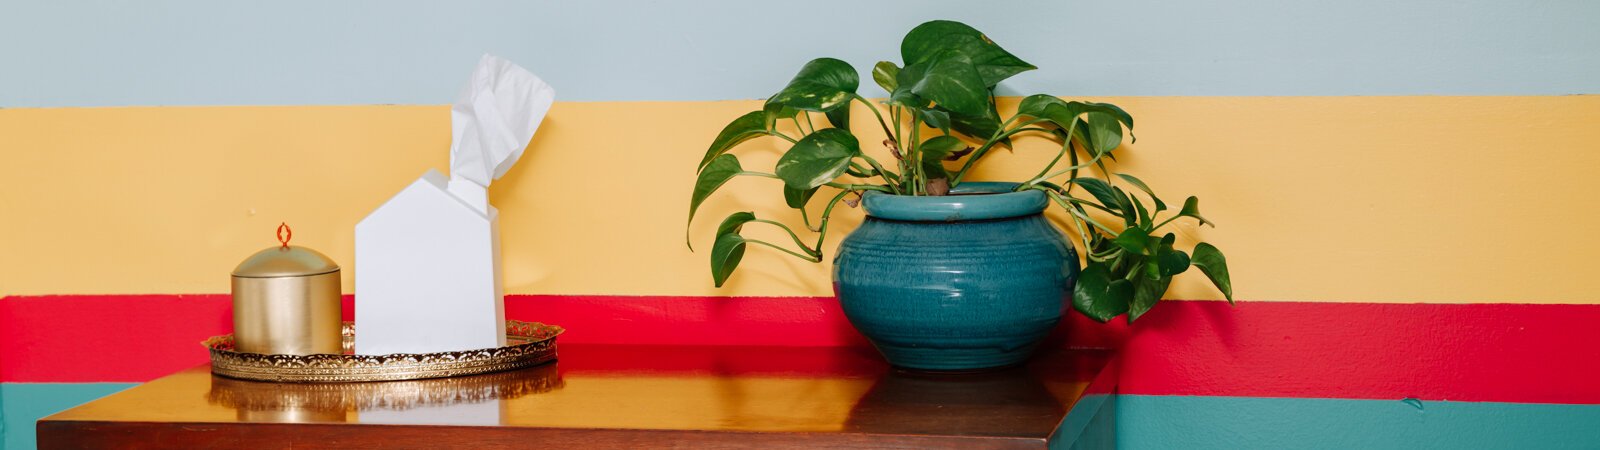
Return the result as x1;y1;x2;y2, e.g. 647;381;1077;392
207;363;565;413
202;320;562;383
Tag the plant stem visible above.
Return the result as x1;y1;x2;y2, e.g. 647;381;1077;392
950;121;1052;186
824;182;893;193
1091;245;1122;262
752;219;818;256
1067;207;1119;235
771;131;798;144
1064;138;1081;196
1026;125;1078;183
1050;192;1119;215
799;202;822;232
737;171;780;179
745;238;821;262
801;112;816;133
1032;143;1114;185
810;189;856;257
909;117;923;195
856;154;902;193
1029;185;1094;253
846;95;905;194
852;95;896;145
1151;215;1182;231
1071;215;1095;261
891;105;903;147
1124;261;1147;281
791;117;808;136
868;160;902;182
1044;189;1117;235
742;171;891;194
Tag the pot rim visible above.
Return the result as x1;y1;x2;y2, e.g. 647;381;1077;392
861;182;1048;222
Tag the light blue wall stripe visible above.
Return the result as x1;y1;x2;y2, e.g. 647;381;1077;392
1118;395;1600;449
1;383;136;450
3;0;1599;107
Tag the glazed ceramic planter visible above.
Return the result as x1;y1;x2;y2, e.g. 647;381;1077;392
833;182;1079;371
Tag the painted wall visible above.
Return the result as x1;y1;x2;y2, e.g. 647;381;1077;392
4;1;1600;448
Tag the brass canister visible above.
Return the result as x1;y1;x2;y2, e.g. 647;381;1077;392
231;235;343;355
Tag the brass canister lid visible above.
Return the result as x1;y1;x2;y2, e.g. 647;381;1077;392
233;245;339;278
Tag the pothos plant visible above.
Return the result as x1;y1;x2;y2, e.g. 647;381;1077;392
688;20;1233;322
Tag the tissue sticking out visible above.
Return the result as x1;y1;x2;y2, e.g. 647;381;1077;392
447;54;556;213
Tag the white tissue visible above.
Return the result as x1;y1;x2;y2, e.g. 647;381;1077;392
447;54;555;210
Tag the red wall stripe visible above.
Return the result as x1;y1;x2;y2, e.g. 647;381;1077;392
3;295;1597;404
1095;300;1600;404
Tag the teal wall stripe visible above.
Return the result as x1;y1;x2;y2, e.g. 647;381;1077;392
1117;395;1600;449
2;383;135;450
3;0;1599;107
6;384;1600;449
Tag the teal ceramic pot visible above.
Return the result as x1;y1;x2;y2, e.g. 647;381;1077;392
833;182;1078;371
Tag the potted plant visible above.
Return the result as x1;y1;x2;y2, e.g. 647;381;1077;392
688;20;1233;371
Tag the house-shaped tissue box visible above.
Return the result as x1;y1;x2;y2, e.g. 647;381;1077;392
354;55;553;355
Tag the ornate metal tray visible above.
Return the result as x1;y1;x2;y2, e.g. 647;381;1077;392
203;320;562;383
207;363;564;413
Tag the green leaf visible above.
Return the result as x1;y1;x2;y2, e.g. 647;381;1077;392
917;136;966;180
1083;111;1124;155
922;159;950;181
1113;227;1152;255
1018;96;1132;127
766;58;860;112
1018;97;1094;129
1018;97;1132;152
784;186;818;209
883;88;950;135
1072;178;1121;212
1129;273;1172;322
763;101;799;129
825;107;850;132
918;135;967;160
1112;186;1138;226
1115;173;1166;212
947;96;1005;144
1157;246;1190;277
872;61;900;93
897;51;988;117
1131;195;1152;226
699;111;767;173
900;20;1036;87
716;211;756;237
1017;94;1067;118
1191;242;1234;303
1076;101;1133;136
915;107;952;133
888;88;928;108
1085;101;1135;142
687;154;742;247
775;128;860;190
1179;196;1215;227
1158;250;1191;277
1073;263;1133;322
710;232;747;288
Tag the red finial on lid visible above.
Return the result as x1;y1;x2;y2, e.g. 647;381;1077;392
277;222;293;249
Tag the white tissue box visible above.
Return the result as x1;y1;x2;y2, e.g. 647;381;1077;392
352;54;552;355
354;169;506;354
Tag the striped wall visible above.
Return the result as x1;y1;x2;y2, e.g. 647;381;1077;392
5;1;1600;448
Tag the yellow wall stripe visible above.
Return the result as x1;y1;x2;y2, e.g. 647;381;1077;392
3;97;1598;303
